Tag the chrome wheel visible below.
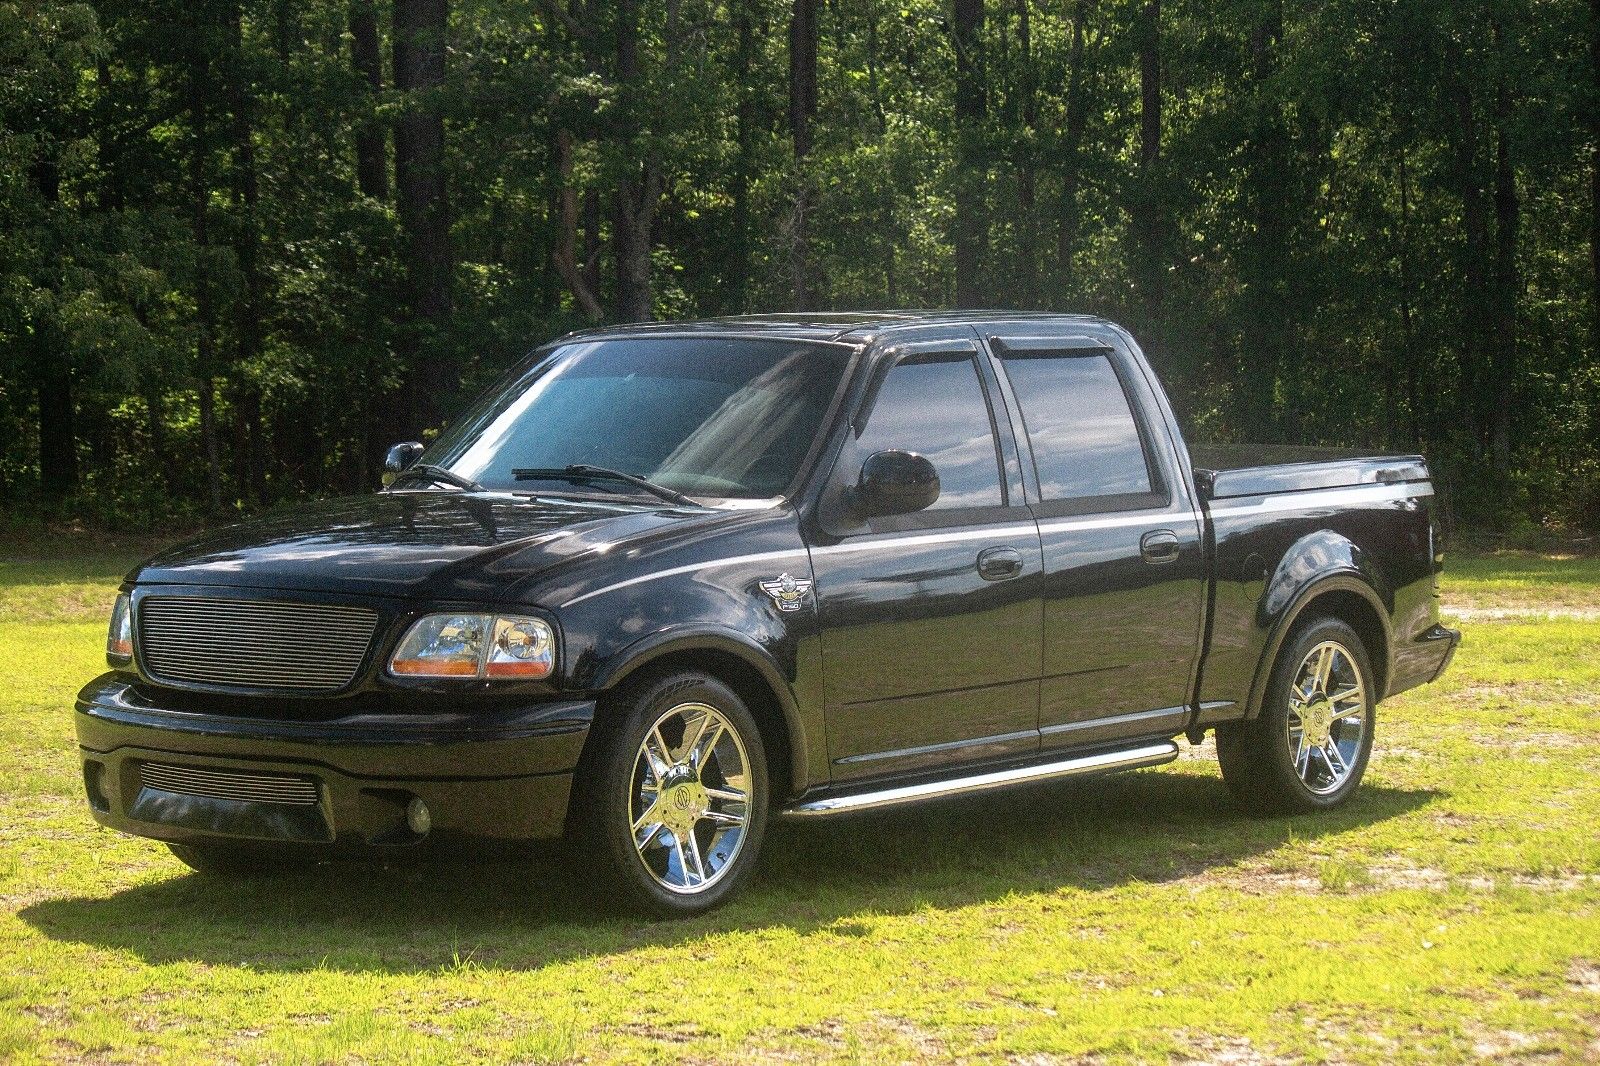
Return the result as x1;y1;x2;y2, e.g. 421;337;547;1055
628;702;752;895
1286;640;1367;795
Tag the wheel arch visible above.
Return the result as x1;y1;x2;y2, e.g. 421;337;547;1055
1245;573;1393;721
589;628;807;800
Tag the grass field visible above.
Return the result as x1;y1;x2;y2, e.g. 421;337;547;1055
1;544;1597;1063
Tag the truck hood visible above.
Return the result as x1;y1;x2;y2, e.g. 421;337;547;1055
130;492;724;602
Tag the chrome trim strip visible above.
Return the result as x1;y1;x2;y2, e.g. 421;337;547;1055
559;549;811;607
1036;511;1198;536
833;727;1038;765
809;523;1039;555
779;740;1178;818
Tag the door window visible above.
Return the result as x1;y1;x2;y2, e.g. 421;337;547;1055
855;353;1005;510
999;352;1159;506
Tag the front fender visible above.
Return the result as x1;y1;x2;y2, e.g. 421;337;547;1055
1245;531;1392;720
587;626;813;795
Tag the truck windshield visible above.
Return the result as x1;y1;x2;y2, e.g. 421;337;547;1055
422;336;853;501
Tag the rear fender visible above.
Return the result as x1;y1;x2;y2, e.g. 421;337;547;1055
1244;531;1392;720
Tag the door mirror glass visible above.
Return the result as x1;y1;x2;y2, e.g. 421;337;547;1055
385;441;425;477
853;449;940;517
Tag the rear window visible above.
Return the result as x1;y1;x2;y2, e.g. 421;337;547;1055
999;352;1154;502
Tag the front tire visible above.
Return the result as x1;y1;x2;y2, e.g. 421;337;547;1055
1217;616;1376;814
571;672;768;917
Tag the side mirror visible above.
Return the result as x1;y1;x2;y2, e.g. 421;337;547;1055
385;441;425;477
852;449;940;517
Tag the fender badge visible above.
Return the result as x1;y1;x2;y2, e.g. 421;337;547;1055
759;573;813;612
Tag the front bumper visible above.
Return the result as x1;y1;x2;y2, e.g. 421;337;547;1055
75;674;593;853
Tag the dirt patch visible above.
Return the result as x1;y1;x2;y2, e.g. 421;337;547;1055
1568;960;1600;994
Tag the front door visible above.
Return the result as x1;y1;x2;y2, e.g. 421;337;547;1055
985;332;1207;748
810;340;1044;782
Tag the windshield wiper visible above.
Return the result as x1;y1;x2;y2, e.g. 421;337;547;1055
511;465;700;507
389;463;486;493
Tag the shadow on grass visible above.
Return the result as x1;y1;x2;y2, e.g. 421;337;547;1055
20;770;1436;974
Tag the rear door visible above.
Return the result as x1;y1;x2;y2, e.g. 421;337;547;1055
810;338;1044;782
984;332;1206;748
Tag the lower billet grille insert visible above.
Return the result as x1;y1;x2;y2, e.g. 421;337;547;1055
137;596;378;692
140;762;320;806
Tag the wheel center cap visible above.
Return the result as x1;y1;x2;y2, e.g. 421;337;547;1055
1303;696;1333;744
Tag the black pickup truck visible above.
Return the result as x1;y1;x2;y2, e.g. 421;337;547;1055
77;312;1459;915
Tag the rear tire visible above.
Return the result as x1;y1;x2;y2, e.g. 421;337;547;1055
1217;616;1377;814
569;672;768;918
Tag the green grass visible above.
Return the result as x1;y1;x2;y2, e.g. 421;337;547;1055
1;547;1597;1063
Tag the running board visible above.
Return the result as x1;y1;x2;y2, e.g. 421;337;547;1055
778;740;1179;819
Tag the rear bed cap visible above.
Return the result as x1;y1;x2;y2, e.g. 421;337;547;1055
1192;445;1429;500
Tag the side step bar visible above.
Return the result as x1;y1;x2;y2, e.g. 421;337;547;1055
778;740;1179;820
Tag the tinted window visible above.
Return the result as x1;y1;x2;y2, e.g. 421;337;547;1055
424;338;849;499
856;354;1004;510
1001;353;1154;500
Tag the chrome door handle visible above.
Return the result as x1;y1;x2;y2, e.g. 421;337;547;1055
1140;529;1180;565
977;546;1024;580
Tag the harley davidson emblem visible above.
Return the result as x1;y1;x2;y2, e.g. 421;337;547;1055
759;573;813;612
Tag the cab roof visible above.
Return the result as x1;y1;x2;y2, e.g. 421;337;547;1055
557;310;1117;346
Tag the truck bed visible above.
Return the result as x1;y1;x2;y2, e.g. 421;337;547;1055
1191;444;1430;500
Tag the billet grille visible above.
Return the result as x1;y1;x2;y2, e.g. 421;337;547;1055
140;762;320;806
138;596;378;692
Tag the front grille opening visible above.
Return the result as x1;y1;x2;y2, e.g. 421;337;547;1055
137;596;378;693
140;762;321;807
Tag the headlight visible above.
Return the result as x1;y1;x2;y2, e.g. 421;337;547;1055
388;613;555;680
107;593;133;664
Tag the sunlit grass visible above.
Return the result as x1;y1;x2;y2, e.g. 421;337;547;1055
0;548;1595;1062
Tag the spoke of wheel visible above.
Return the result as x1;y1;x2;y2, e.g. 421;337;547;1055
643;727;672;781
681;830;707;883
704;785;745;803
632;800;666;848
1313;645;1335;692
1323;741;1348;775
1332;700;1365;721
700;808;746;827
679;711;711;765
1327;686;1361;705
670;835;696;887
1297;742;1311;778
690;720;725;772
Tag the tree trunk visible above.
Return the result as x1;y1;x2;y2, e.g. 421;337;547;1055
729;0;756;313
227;0;266;503
1131;0;1163;313
188;42;225;513
1013;0;1037;308
789;0;818;310
393;0;452;434
612;0;659;321
351;0;388;200
1449;60;1493;464
1238;3;1289;437
952;0;986;307
552;130;604;320
1055;0;1088;296
1489;22;1519;482
1590;0;1599;362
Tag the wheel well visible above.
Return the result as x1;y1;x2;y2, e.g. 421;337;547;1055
1294;589;1391;697
603;649;796;801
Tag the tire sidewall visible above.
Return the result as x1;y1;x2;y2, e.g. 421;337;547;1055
1258;618;1377;810
585;673;769;917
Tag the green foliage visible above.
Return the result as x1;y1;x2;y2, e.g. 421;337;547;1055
0;0;1596;531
